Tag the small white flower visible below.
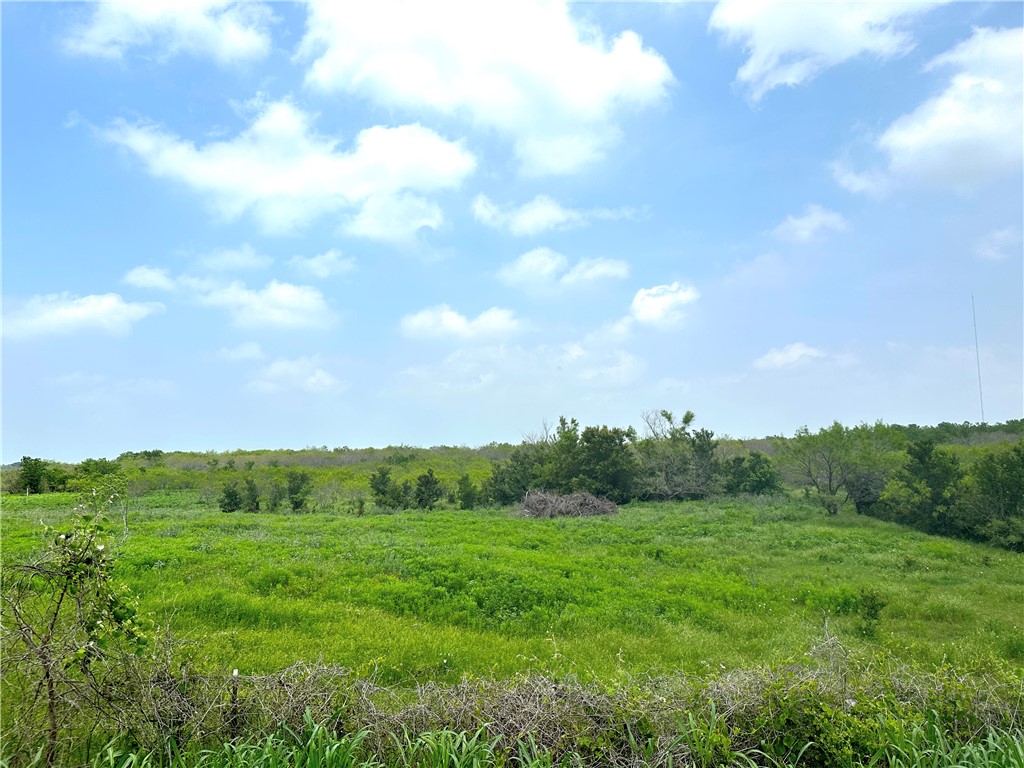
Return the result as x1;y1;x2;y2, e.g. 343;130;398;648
59;534;66;540
96;544;105;551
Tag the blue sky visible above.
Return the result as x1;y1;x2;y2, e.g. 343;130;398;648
3;1;1022;462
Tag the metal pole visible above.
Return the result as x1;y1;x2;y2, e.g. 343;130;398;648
972;294;985;424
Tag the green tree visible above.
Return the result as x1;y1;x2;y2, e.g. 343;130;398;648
241;478;261;513
218;481;242;513
575;425;641;502
286;470;313;512
19;456;48;494
415;469;444;510
456;473;479;509
776;423;854;515
635;410;717;500
721;451;782;495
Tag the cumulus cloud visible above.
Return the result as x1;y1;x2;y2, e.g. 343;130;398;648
709;1;942;100
198;243;272;271
297;1;673;175
753;342;825;369
836;26;1023;193
197;280;334;329
3;292;164;339
344;193;444;244
773;204;849;243
498;247;629;293
629;282;700;328
472;194;634;236
218;341;264;361
101;99;476;235
63;1;273;65
289;249;356;278
975;228;1021;261
248;356;343;394
400;305;521;341
122;265;177;290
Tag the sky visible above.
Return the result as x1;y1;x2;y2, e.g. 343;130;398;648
2;1;1022;463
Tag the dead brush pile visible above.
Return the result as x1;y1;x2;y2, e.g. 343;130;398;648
520;490;618;518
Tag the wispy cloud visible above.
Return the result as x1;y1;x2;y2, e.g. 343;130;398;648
63;1;274;65
3;292;164;339
709;1;942;101
248;356;344;394
289;249;356;279
400;305;522;341
197;280;334;330
975;227;1020;261
498;247;629;293
472;194;636;236
754;342;826;370
773;204;848;243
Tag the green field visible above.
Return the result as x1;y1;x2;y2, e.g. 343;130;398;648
3;492;1022;683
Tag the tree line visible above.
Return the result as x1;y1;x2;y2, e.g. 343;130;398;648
6;414;1022;550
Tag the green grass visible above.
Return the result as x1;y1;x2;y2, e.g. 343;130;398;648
3;493;1022;685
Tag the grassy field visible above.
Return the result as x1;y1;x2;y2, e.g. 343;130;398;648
3;492;1022;684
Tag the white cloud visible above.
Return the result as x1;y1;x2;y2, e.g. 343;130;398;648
289;249;356;278
198;280;334;329
122;265;177;290
562;258;630;285
101;99;476;235
198;243;272;271
297;1;673;175
629;282;700;328
975;228;1021;261
836;27;1023;194
472;194;635;236
3;292;164;339
753;342;825;369
248;356;343;394
773;204;849;243
218;341;264;361
877;27;1024;190
400;305;521;341
709;1;941;100
498;247;628;293
830;162;889;197
344;193;444;244
63;1;273;65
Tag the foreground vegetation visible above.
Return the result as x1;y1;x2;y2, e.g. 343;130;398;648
3;489;1024;766
3;415;1022;765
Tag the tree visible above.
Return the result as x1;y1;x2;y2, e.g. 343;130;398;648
721;451;782;495
218;481;242;513
575;425;641;502
415;469;444;510
19;456;48;494
456;473;479;509
241;478;260;513
634;410;717;500
776;423;853;515
286;470;313;512
1;503;148;766
776;422;903;515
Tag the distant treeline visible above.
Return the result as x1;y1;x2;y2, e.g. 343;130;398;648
4;415;1022;550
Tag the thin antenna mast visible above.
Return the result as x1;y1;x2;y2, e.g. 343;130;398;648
971;293;985;424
